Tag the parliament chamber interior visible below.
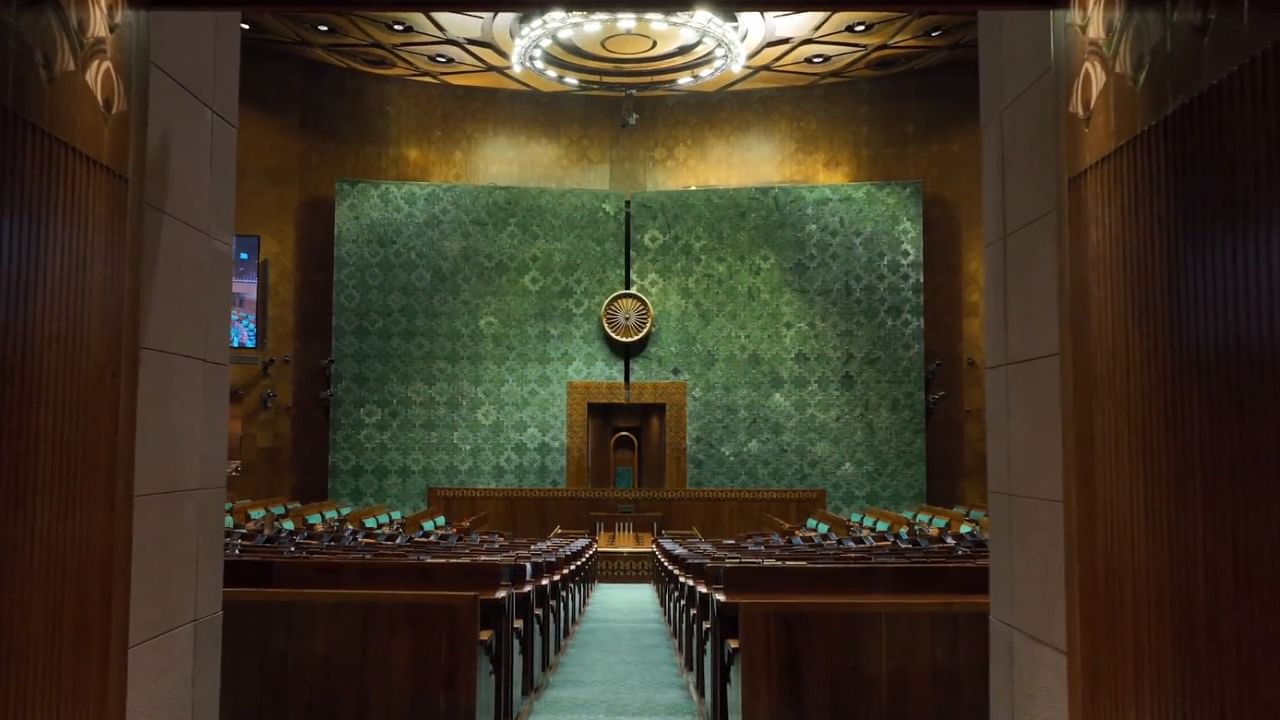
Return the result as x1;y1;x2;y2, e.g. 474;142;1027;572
2;3;1278;720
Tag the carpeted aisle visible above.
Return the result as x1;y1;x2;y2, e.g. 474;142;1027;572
528;584;698;720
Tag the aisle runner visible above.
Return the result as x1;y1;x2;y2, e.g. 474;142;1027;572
528;584;698;720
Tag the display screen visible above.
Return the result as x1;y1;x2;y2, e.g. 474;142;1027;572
230;235;261;348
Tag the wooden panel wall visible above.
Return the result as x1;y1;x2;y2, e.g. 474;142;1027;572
429;487;825;539
1065;43;1280;718
0;107;134;719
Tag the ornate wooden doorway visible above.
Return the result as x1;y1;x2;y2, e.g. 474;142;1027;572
566;381;686;489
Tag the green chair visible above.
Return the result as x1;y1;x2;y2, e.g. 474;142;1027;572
322;509;339;520
915;512;933;525
970;509;987;520
223;515;234;529
849;512;864;525
815;522;831;534
337;506;353;517
224;502;233;512
931;516;950;529
268;504;287;516
375;513;390;525
247;508;266;521
804;518;819;531
361;517;378;529
434;514;447;527
959;522;975;533
421;519;437;532
304;513;322;525
279;518;296;531
902;510;917;521
390;510;403;521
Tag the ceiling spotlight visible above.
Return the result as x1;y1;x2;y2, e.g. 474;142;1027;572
928;26;945;37
239;21;250;31
650;19;669;31
616;18;636;30
557;27;574;39
804;53;831;65
313;23;332;33
429;53;455;65
563;76;579;85
848;20;874;33
584;21;602;32
388;20;412;33
676;76;694;85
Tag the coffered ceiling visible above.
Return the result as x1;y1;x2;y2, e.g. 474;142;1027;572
240;10;976;94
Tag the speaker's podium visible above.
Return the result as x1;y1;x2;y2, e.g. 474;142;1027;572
591;512;661;582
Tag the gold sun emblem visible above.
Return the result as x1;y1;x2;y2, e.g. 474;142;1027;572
601;290;654;343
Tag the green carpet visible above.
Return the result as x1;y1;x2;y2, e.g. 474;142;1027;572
528;584;698;720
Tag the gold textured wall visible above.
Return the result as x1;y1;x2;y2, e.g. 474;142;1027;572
233;44;985;506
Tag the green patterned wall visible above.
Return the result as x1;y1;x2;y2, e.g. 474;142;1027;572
330;182;623;508
331;181;923;513
630;184;924;512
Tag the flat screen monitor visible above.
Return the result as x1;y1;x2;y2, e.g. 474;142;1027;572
230;234;265;349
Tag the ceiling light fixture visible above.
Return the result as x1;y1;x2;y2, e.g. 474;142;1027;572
430;53;455;64
512;9;745;92
239;21;251;31
804;53;831;65
927;26;945;37
314;23;332;33
388;21;412;33
848;21;874;33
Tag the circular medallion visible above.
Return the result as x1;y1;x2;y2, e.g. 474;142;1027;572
601;290;654;343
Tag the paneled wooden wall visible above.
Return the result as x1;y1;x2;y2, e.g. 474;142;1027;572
0;107;135;719
1065;43;1280;718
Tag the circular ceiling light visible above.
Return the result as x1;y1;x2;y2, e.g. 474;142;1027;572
313;23;332;33
429;53;455;65
804;53;831;65
239;21;251;31
511;10;746;92
388;20;413;33
848;20;874;33
927;26;946;38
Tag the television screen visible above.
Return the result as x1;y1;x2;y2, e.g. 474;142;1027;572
230;235;261;348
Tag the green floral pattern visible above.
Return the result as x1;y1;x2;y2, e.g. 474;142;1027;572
331;181;923;513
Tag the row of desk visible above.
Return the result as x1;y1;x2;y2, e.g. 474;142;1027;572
654;536;990;720
221;532;595;720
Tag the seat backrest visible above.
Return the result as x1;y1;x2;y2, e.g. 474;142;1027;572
815;521;830;534
805;517;819;530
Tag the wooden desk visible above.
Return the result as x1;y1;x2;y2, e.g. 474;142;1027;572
429;487;826;538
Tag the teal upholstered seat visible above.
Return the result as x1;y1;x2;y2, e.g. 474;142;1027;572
224;502;233;511
959;522;975;533
970;509;986;520
902;510;916;521
849;512;863;524
874;519;890;532
915;512;933;525
390;510;403;521
804;518;819;530
269;504;286;516
248;508;266;520
304;513;322;524
279;518;295;531
337;506;352;517
375;513;390;525
434;514;447;526
322;509;339;520
361;517;377;529
422;519;436;532
286;500;301;509
815;522;830;534
223;515;234;529
931;516;950;529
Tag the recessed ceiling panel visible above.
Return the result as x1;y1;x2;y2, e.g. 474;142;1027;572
241;10;976;94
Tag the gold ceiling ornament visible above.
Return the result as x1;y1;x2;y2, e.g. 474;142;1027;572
240;11;976;95
601;290;654;343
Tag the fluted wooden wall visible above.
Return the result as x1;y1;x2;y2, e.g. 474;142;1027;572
0;107;134;719
1065;43;1280;718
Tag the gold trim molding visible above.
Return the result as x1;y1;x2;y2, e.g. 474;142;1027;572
430;488;826;501
565;381;686;489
